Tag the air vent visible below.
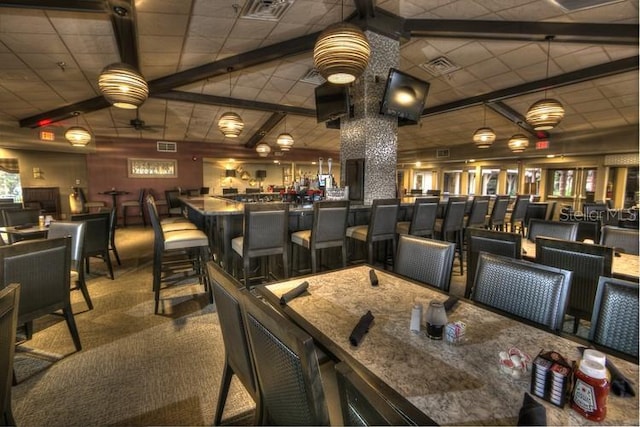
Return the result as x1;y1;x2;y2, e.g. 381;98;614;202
157;141;177;152
242;0;294;21
436;148;450;158
421;56;460;77
300;68;325;85
550;0;623;12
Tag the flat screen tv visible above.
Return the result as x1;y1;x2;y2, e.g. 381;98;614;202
315;82;350;123
379;68;430;123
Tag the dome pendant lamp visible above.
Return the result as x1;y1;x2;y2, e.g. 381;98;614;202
508;133;530;153
276;115;294;151
313;1;371;84
525;36;565;131
65;112;92;147
256;142;271;157
472;104;496;149
98;62;149;109
218;68;244;138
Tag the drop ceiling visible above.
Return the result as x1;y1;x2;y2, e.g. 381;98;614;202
0;0;637;160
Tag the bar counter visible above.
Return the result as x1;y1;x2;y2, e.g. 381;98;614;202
181;196;402;272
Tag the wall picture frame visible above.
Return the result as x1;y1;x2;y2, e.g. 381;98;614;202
128;158;178;178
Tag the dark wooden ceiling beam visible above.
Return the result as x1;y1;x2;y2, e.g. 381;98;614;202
108;0;139;68
404;19;638;45
148;32;320;95
0;0;108;12
244;112;286;149
155;91;316;117
422;56;639;117
487;102;536;136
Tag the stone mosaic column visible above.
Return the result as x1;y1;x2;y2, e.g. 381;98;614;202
340;30;399;205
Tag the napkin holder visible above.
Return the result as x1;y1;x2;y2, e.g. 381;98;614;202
530;350;573;408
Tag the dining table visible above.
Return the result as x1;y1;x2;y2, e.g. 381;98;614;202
0;224;49;242
521;239;640;280
256;265;639;426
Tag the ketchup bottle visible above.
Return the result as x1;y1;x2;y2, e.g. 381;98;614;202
571;359;610;421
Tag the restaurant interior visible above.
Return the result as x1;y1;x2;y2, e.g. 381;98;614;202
0;0;638;426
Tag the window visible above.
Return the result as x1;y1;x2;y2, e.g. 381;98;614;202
0;158;22;202
481;169;499;195
413;171;432;191
467;169;476;195
506;169;518;196
443;170;461;194
524;168;541;195
552;169;575;197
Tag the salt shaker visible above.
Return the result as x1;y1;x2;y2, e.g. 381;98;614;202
410;302;423;333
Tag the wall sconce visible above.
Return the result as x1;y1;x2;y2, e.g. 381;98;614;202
32;167;44;179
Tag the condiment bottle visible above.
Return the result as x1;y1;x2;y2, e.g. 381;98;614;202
571;359;610;421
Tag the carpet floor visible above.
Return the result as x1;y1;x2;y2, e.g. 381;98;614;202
11;226;254;426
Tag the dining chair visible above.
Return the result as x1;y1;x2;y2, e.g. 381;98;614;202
232;203;289;289
0;237;81;351
98;207;121;265
242;288;331;425
471;252;572;332
527;219;578;242
524;202;548;234
433;199;466;275
394;235;455;292
600;225;639;255
207;262;261;425
396;198;438;238
465;228;522;299
486;195;510;231
121;188;146;227
291;200;350;274
589;276;639;360
70;212;114;280
335;361;437;426
535;237;613;334
47;221;92;310
146;195;211;314
0;284;19;426
505;195;529;235
347;198;400;268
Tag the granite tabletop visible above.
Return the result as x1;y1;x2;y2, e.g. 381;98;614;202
259;265;639;426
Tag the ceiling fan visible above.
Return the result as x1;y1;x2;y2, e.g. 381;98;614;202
117;109;165;132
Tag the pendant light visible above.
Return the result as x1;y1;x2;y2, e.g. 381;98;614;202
256;142;271;157
313;0;371;84
472;104;496;149
98;62;149;109
218;68;244;138
276;116;294;151
65;112;92;147
508;133;530;153
525;36;565;131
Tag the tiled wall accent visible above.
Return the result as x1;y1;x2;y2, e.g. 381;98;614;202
341;31;399;204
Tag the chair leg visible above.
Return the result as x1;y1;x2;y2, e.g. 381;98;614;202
104;250;114;280
24;320;33;340
572;317;580;334
76;276;94;310
282;247;289;280
367;241;374;265
111;237;122;265
243;257;251;291
214;359;234;425
62;306;82;351
153;248;162;314
341;244;347;269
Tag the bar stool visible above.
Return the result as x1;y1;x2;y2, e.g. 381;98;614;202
465;197;489;229
486;195;510;230
346;198;399;268
121;188;146;227
506;195;529;235
396;198;438;238
291;200;349;274
231;203;289;289
433;199;466;274
146;195;211;314
145;195;197;231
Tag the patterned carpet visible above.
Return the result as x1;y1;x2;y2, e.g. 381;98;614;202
11;227;254;426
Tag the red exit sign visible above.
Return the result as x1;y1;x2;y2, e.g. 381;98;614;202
536;140;550;150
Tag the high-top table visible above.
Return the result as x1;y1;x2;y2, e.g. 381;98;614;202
521;239;639;280
256;265;639;426
98;190;130;208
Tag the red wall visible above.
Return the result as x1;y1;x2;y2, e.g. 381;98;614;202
86;138;204;205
